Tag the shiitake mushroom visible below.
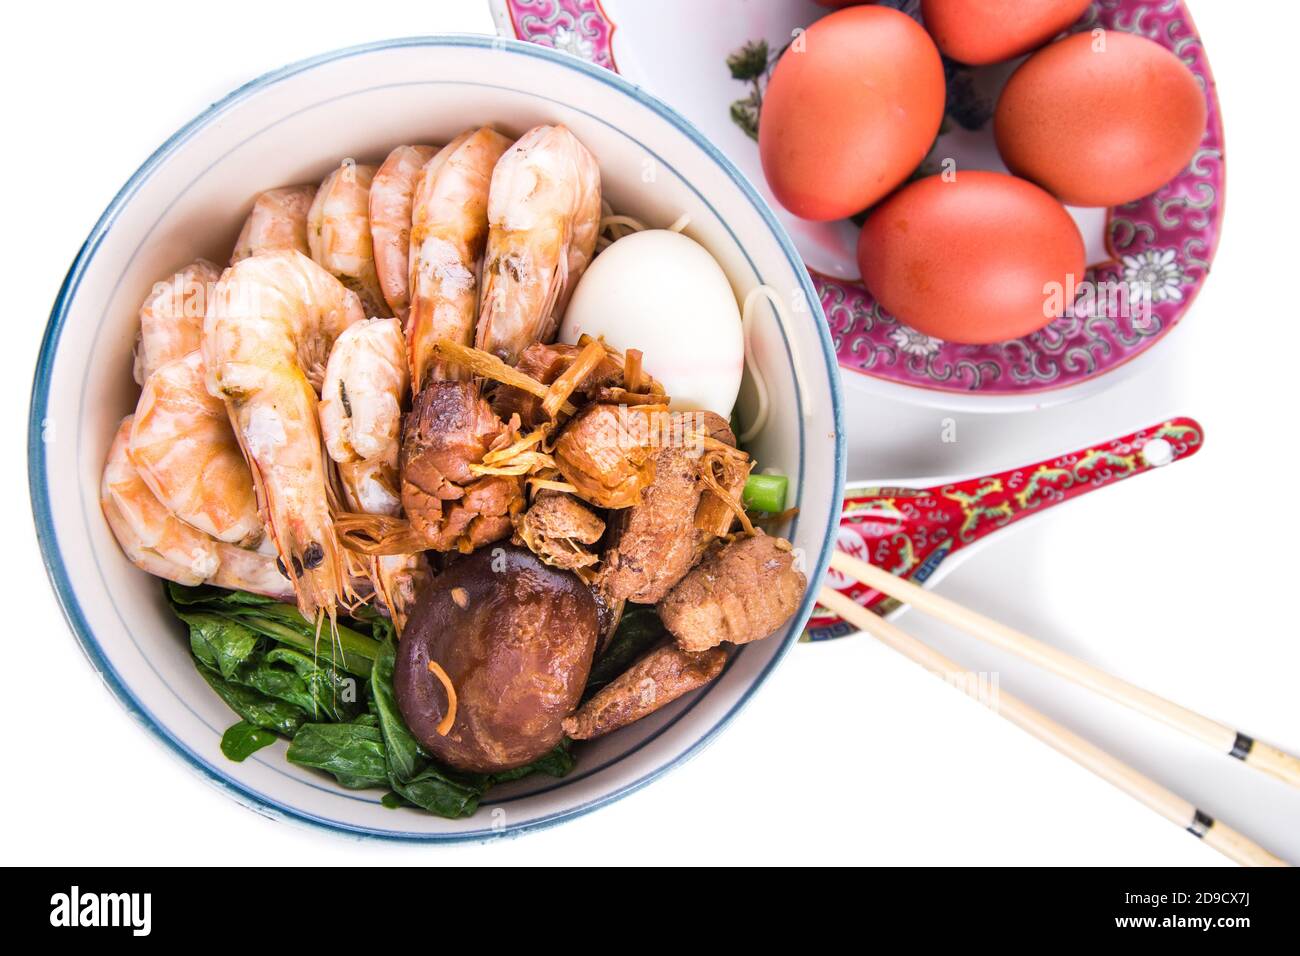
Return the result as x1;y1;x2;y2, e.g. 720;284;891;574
394;545;598;773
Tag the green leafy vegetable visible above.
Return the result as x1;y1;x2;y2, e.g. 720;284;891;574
167;583;381;677
220;720;277;762
286;720;390;790
238;649;360;723
386;764;488;818
490;741;575;783
227;607;379;678
370;636;424;783
197;665;307;737
181;610;261;680
167;581;278;608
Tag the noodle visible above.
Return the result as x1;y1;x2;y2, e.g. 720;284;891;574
738;285;812;444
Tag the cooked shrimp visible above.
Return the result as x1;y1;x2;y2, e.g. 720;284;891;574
319;318;407;515
203;250;366;622
408;127;512;390
308;160;391;319
562;157;603;316
130;351;261;545
133;259;221;385
231;185;315;264
211;539;294;599
103;417;291;598
370;144;438;322
319;317;428;632
476;125;602;365
103;417;217;583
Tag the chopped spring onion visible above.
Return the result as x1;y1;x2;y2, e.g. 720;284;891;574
742;473;788;513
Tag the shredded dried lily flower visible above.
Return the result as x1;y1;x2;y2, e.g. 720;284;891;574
696;451;755;537
432;340;577;417
542;337;609;419
483;425;551;465
426;660;458;736
528;478;580;495
470;451;557;477
590;387;671;406
624;348;643;394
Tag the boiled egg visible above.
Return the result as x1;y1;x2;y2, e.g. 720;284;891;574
558;229;743;416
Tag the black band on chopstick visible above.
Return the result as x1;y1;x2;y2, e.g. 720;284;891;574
1229;732;1255;760
1187;809;1214;838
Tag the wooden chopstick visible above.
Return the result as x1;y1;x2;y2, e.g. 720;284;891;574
829;549;1300;789
817;586;1287;867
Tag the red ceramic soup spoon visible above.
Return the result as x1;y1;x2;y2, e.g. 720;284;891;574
807;417;1203;640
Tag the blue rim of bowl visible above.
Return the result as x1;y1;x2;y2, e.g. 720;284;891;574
27;34;846;842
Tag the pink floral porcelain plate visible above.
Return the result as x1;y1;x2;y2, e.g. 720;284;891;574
491;0;1224;408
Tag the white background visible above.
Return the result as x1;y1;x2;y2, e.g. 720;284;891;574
4;1;1297;865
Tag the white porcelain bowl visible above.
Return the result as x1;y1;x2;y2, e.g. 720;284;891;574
29;35;845;840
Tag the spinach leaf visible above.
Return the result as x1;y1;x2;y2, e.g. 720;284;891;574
584;606;666;699
370;635;423;783
196;664;306;737
166;580;382;678
180;610;261;680
286;720;389;790
221;608;380;678
489;741;575;783
263;647;362;722
351;603;397;642
220;720;277;761
386;743;577;818
387;764;487;819
168;581;278;608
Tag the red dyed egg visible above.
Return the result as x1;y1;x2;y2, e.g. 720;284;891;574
994;30;1208;207
759;5;945;221
857;171;1086;344
921;0;1092;65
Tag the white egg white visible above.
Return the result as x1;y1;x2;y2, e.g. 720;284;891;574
559;229;744;417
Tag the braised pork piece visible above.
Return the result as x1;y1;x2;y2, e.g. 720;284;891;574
494;341;624;428
602;410;745;604
401;381;523;552
513;489;605;571
659;531;807;652
552;402;666;508
562;642;727;740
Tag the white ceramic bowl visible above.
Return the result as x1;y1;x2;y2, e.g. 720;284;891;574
29;36;845;840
